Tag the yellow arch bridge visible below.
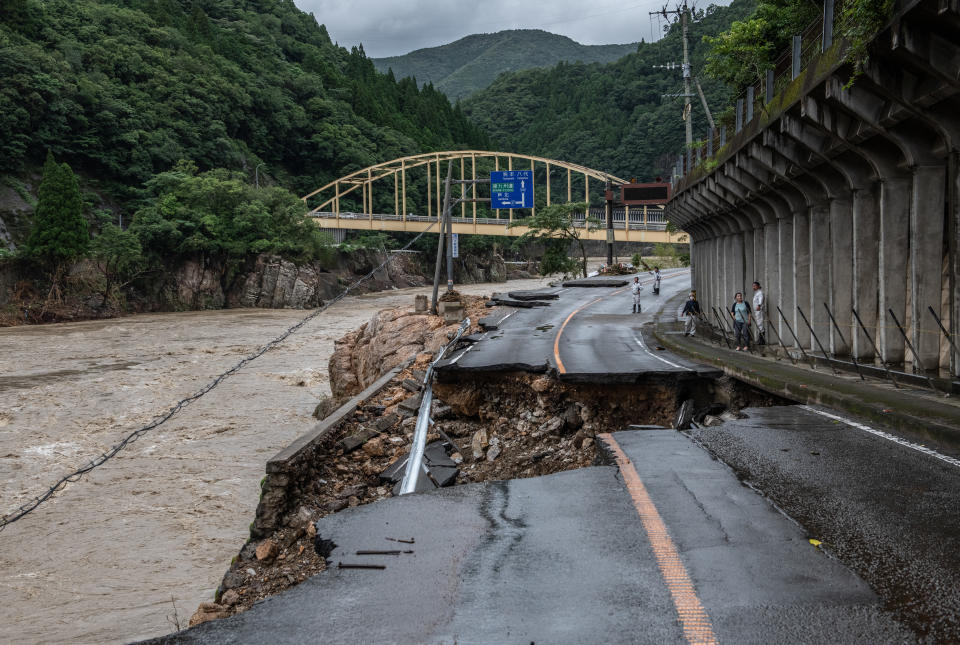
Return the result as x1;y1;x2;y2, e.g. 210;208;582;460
301;151;684;244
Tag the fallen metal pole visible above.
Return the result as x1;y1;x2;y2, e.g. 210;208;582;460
797;306;838;375
777;306;816;370
764;312;796;364
711;307;733;349
929;306;960;378
887;308;939;393
400;317;470;495
824;303;863;380
852;307;897;388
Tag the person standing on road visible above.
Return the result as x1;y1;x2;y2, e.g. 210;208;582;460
631;276;643;313
653;267;661;295
681;291;700;336
752;281;766;345
730;291;753;351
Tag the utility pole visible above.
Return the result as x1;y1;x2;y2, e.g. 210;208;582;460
652;1;694;148
605;179;614;266
431;161;453;315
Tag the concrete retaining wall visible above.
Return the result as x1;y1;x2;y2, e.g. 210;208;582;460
667;0;960;376
251;360;410;538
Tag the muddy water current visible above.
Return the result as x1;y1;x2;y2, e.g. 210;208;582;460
0;277;552;644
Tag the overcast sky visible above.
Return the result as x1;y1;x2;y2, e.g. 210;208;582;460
294;0;679;58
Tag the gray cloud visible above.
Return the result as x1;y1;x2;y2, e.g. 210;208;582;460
295;0;675;58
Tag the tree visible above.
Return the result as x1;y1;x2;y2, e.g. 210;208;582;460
511;202;597;278
89;223;145;306
26;151;89;293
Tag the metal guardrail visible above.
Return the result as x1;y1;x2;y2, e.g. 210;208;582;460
399;317;470;495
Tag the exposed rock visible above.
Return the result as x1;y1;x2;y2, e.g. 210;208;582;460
471;428;488;460
189;602;230;628
486;437;502;462
255;539;279;563
221;570;245;590
220;589;240;607
340;427;379;452
536;416;563;436
362;436;386;457
530;377;553;393
373;413;399;432
401;378;422;393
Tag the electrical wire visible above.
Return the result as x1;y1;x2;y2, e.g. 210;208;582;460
0;223;437;533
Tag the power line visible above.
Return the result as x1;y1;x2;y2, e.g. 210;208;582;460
0;223;437;534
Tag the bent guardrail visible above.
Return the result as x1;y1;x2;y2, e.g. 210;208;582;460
399;317;470;495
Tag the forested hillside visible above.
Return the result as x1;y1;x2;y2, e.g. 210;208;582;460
0;0;487;210
461;0;756;181
372;30;638;101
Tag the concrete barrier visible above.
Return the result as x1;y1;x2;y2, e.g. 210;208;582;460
251;359;411;538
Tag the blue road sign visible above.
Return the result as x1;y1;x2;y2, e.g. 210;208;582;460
490;170;533;209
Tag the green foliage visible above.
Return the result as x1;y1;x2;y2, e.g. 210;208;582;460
339;232;393;253
631;252;643;268
373;30;639;101
540;238;577;276
0;0;487;204
26;151;88;269
463;0;755;181
89;222;144;305
129;162;333;273
841;0;895;84
511;202;596;277
702;0;818;91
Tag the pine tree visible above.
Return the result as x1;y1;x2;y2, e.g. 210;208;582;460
27;151;89;279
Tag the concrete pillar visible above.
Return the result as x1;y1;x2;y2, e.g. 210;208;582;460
779;217;795;346
809;203;831;352
765;219;780;338
909;164;946;371
828;197;854;355
793;207;812;348
878;176;911;364
851;185;881;360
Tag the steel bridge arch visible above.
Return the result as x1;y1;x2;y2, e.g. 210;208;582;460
301;150;629;217
300;150;680;243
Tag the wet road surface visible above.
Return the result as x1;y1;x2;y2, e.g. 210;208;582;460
688;405;960;642
152;427;911;644
438;269;719;383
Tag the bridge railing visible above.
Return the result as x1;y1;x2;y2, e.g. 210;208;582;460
308;210;669;231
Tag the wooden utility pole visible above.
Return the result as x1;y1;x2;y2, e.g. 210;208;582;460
605;179;614;266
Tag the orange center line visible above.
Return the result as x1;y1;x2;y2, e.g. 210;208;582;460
598;432;718;645
552;270;688;374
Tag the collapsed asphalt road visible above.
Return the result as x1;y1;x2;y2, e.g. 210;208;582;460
437;269;717;383
147;270;960;644
147;428;912;645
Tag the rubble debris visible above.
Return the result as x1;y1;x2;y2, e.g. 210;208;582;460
255;539;279;564
401;378;422;393
189;603;231;628
506;289;561;301
702;415;724;427
340;427;379;452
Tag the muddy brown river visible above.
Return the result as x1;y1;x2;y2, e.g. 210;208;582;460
0;277;552;644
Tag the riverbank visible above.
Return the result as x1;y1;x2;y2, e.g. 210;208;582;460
0;276;551;644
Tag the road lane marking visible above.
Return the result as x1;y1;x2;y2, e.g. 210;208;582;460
553;270;689;374
599;433;718;645
799;405;960;470
497;311;517;327
448;345;475;364
633;333;690;371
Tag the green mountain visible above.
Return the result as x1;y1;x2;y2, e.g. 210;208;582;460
460;0;756;184
0;0;488;212
372;30;639;101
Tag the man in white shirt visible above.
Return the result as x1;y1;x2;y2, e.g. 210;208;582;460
631;276;643;313
752;281;766;344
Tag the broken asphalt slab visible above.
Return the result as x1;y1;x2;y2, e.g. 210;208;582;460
150;430;909;644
